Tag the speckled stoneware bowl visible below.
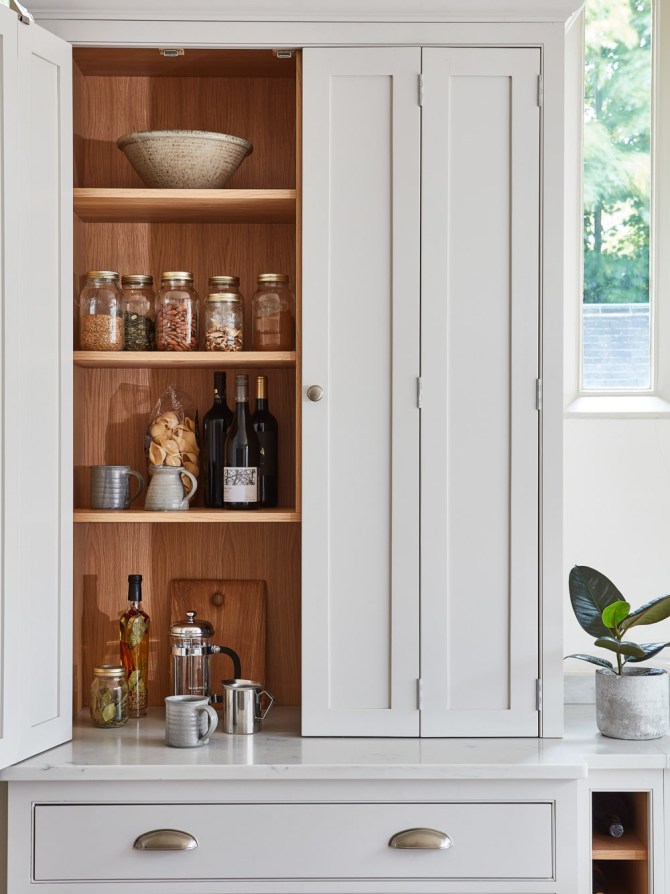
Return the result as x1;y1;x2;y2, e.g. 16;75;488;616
116;129;253;189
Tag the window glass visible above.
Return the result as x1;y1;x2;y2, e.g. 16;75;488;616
583;0;652;390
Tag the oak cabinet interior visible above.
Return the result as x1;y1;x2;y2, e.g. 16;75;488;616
72;47;302;713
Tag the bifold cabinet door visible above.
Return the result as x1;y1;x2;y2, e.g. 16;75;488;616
302;48;421;736
420;48;541;736
0;11;72;768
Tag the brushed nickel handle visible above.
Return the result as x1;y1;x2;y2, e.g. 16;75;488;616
306;385;324;402
388;828;452;850
133;829;198;851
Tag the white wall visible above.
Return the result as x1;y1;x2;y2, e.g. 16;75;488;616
563;418;670;680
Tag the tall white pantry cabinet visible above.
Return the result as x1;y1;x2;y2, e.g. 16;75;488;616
0;2;579;760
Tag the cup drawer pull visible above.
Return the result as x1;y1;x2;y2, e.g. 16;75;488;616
133;829;198;851
388;828;453;850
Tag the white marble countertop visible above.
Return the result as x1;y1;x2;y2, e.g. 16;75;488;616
2;705;670;783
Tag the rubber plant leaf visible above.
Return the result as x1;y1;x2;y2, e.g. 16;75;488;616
620;594;670;632
569;566;625;638
593;637;647;659
564;654;614;671
623;642;670;663
601;600;630;630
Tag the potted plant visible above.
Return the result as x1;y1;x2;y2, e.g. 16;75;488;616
566;565;670;740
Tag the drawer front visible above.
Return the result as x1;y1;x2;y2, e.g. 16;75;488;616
34;801;553;882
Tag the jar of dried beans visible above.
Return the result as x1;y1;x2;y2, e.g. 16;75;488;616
205;277;243;351
155;272;199;351
121;274;156;351
79;271;124;351
252;273;295;351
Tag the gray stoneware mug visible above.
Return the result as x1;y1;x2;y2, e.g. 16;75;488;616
165;695;218;748
221;679;274;735
90;465;144;509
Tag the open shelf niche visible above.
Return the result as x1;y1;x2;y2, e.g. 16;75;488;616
592;791;650;894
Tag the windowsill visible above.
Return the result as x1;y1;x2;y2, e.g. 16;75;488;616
565;394;670;418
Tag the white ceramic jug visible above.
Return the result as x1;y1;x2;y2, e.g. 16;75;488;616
145;464;198;511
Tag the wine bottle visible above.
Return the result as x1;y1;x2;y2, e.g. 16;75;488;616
119;574;150;718
224;374;260;509
251;375;278;508
202;371;234;508
593;793;628;838
592;862;608;894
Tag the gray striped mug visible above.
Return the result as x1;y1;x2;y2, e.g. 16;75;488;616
90;465;144;510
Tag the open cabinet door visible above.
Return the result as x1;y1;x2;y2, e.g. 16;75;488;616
0;8;72;768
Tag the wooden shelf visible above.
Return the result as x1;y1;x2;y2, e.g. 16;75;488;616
74;351;296;369
74;188;297;224
592;831;648;861
74;508;300;524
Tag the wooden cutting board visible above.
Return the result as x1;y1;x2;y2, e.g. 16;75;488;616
170;579;266;689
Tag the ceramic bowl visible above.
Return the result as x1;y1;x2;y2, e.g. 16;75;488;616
116;129;253;189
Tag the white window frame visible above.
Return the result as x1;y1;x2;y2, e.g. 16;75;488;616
566;0;670;417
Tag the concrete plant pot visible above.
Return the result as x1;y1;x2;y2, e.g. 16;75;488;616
596;667;669;740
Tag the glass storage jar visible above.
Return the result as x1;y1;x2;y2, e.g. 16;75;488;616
204;281;243;352
89;664;129;728
155;271;199;351
121;274;156;351
252;273;295;351
79;271;124;351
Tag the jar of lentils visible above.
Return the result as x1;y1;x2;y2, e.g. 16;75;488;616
252;273;295;351
90;664;129;728
205;276;243;351
121;274;156;351
79;271;124;351
155;272;199;351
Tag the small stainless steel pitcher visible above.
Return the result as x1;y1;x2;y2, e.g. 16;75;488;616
221;679;274;734
90;465;144;509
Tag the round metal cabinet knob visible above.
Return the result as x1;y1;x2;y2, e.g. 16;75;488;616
306;385;324;402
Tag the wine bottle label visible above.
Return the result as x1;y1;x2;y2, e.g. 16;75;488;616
224;467;258;502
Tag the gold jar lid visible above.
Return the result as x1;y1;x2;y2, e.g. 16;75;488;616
207;292;241;303
93;664;126;677
161;271;193;283
209;275;240;287
122;274;153;286
257;273;289;284
86;271;119;281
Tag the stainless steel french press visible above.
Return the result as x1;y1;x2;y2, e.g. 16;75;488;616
169;611;241;703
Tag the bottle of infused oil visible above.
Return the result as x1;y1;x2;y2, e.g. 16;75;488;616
119;574;150;717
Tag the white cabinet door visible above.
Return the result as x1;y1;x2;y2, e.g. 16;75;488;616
420;48;541;736
0;13;72;768
302;48;421;736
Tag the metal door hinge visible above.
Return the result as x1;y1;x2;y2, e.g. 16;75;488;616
274;49;294;60
417;377;423;409
535;378;543;411
537;74;544;108
417;678;424;710
418;73;424;107
536;679;543;711
10;0;34;24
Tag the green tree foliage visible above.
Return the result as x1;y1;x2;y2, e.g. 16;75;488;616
584;0;651;304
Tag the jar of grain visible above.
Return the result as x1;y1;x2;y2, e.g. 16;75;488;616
79;271;124;351
252;274;295;351
121;274;156;351
155;272;199;351
205;276;244;351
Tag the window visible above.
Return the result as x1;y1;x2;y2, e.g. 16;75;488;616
582;0;653;391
